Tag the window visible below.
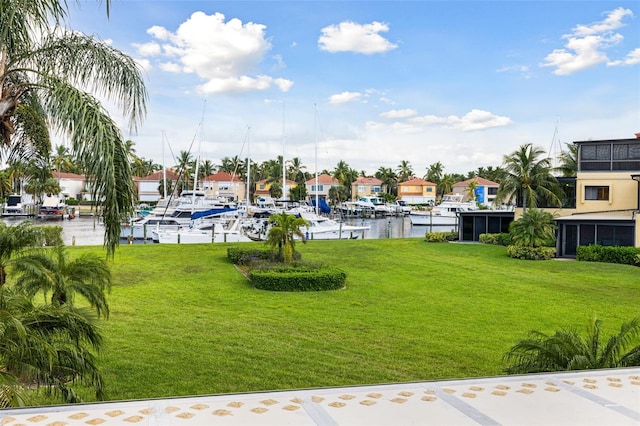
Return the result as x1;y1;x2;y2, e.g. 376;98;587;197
358;185;365;192
426;187;433;192
372;186;382;193
585;186;609;201
488;187;498;195
311;185;324;192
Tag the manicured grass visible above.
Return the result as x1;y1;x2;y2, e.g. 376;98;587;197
67;239;640;402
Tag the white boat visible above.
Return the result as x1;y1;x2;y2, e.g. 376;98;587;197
120;216;182;240
409;194;478;226
2;194;30;217
38;196;67;220
357;196;388;216
152;218;252;244
299;212;370;240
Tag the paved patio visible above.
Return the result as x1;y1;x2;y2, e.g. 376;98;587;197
1;367;639;425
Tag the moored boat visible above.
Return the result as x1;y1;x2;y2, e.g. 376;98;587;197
409;194;477;226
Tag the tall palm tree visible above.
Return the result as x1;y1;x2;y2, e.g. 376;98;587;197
287;157;306;183
332;160;351;186
174;150;194;191
465;179;479;202
375;166;397;196
504;317;640;373
267;212;308;264
495;143;562;211
198;159;216;179
51;145;76;173
396;160;413;183
555;142;578;177
1;0;147;255
13;245;112;319
424;161;444;185
438;173;456;198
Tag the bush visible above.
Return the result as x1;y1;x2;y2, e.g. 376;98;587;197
576;245;640;267
227;248;300;265
507;245;556;260
66;198;79;206
249;266;346;291
479;233;511;246
425;231;457;242
35;226;63;246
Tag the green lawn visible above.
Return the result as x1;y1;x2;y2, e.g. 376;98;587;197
69;239;640;402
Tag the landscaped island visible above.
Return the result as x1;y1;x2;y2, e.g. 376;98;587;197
38;239;640;403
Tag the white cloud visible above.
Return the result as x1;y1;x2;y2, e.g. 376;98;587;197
608;48;640;66
135;58;152;72
145;12;292;94
329;91;362;104
318;21;397;54
380;109;417;119
410;109;512;131
132;41;161;57
541;7;634;75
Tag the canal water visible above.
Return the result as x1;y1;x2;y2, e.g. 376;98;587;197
1;216;458;246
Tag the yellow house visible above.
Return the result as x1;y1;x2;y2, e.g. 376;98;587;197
351;177;385;200
551;136;640;257
398;178;437;205
254;178;297;199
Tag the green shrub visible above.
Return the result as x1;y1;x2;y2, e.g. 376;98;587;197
479;233;511;246
35;226;63;246
507;245;556;260
227;248;301;265
425;231;457;242
249;266;346;291
576;245;640;266
66;198;79;206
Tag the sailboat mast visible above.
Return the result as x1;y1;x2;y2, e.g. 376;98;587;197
246;126;251;210
314;103;319;215
281;101;286;202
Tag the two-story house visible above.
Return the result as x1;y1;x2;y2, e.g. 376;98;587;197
351;177;385;200
134;169;180;202
554;136;640;257
398;178;437;205
200;172;245;202
305;174;340;201
451;177;500;207
254;179;297;200
52;172;86;200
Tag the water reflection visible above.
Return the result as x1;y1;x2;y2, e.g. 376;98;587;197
1;216;458;246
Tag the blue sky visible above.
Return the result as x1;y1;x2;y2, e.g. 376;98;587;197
67;1;639;176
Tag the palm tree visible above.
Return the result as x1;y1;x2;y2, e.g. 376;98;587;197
556;142;578;177
332;160;351;186
375;166;397;195
51;145;76;173
424;161;444;185
466;179;479;202
175;150;194;191
198;159;216;179
438;173;456;198
287;157;307;183
1;0;147;256
495;143;562;211
0;222;40;286
13;245;112;319
328;185;349;206
509;208;556;248
267;213;309;264
396;160;413;183
504;316;640;374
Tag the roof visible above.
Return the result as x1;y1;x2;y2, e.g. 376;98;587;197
453;177;499;187
135;169;180;181
353;177;383;185
201;172;239;182
555;213;635;221
52;171;85;180
398;177;436;186
305;174;339;185
2;368;638;425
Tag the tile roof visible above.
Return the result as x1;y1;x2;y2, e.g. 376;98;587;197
399;178;437;186
305;174;339;185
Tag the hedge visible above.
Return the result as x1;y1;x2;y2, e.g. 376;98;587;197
249;266;347;291
479;233;511;246
576;245;640;267
424;231;458;242
507;245;556;260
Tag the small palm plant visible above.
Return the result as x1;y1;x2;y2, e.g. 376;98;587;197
504;317;640;374
266;213;309;264
509;208;556;248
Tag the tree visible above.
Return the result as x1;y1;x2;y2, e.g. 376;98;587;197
495;143;562;211
174;150;194;192
328;185;350;205
509;208;556;248
556;142;578;177
424;161;444;185
198;159;216;179
266;212;308;264
0;0;147;256
13;245;112;319
396;160;413;183
289;184;307;202
438;173;456;198
375;167;397;196
504;317;640;374
51;145;76;173
0;222;40;286
268;181;283;199
287;157;307;183
466;179;479;202
332;160;352;186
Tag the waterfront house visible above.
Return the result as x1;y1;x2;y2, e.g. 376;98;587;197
305;174;340;201
200;172;245;202
553;135;640;257
52;171;87;200
351;177;385;200
254;178;297;200
398;177;437;205
451;177;499;207
134;169;179;202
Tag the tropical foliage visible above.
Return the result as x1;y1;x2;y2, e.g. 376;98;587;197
509;209;556;248
266;213;309;264
495;144;562;211
0;222;110;407
0;0;147;255
504;317;640;373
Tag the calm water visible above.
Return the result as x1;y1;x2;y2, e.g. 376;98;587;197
1;215;458;246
